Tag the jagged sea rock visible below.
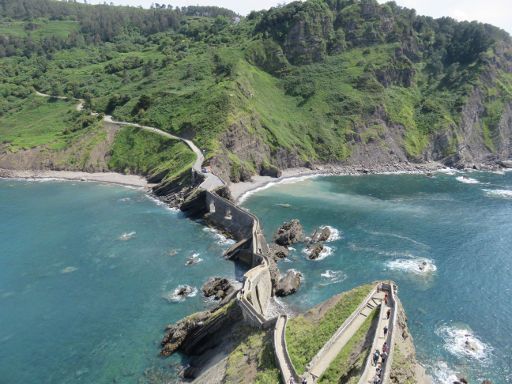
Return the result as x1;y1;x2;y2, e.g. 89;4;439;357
202;277;234;300
274;219;304;246
269;243;289;260
307;243;324;260
275;269;302;297
161;311;210;356
310;226;331;243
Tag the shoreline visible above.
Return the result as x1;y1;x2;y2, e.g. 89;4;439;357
0;168;151;188
230;161;447;203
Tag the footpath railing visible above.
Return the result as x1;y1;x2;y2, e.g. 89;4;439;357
357;282;397;384
306;284;380;374
273;315;301;384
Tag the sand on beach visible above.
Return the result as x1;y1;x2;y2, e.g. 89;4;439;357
0;168;150;188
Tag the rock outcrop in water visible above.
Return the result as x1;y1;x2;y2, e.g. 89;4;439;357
306;242;325;260
269;243;289;260
273;219;305;246
275;269;302;297
310;226;331;243
202;277;234;301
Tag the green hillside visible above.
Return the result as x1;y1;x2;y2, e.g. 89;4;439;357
1;0;511;186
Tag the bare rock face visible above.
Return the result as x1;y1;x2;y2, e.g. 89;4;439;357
276;269;302;297
310;226;331;243
274;219;304;246
307;243;324;260
161;311;210;357
260;163;282;178
202;277;234;300
270;243;289;260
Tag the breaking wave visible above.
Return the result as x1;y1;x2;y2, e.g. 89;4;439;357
118;231;136;241
386;258;437;274
436;324;492;361
431;361;460;384
61;266;78;274
238;174;321;203
162;285;197;303
483;188;512;199
320;270;347;285
185;253;203;266
456;176;480;184
203;227;236;246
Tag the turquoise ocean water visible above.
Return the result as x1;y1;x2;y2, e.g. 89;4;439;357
0;179;239;383
242;170;512;384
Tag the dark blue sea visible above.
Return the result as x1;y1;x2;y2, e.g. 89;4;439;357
242;170;512;383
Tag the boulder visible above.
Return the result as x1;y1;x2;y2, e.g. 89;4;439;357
270;243;289;260
274;219;304;246
310;226;331;243
202;277;233;300
275;269;302;297
307;243;324;260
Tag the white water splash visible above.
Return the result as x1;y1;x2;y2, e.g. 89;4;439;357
61;266;78;274
162;285;198;303
456;176;480;184
320;225;342;242
320;270;347;285
483;189;512;199
203;227;236;246
386;258;437;274
431;361;460;384
118;231;136;241
185;253;203;266
436;324;492;361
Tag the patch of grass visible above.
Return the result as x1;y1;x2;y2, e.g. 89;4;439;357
319;308;378;384
285;284;374;374
0;96;78;150
224;328;281;384
0;19;79;39
108;126;195;181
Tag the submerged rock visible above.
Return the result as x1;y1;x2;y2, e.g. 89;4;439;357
275;269;302;297
202;277;234;300
273;219;304;246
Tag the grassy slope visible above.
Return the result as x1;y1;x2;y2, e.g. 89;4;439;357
224;328;281;384
318;309;378;384
285;284;373;374
0;19;79;39
0;96;79;150
108;127;195;182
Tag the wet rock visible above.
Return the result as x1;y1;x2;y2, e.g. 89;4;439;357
176;285;194;297
307;243;324;260
161;311;210;356
270;243;289;260
274;219;304;246
202;277;234;300
310;227;331;243
275;269;302;297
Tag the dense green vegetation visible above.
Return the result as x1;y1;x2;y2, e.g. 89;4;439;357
108;127;195;182
285;284;373;373
224;328;281;384
0;96;96;150
0;0;511;183
319;308;378;384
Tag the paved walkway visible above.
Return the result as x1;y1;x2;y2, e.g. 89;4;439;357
35;91;224;191
306;291;385;382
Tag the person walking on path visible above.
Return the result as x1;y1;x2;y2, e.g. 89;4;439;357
384;294;388;305
383;325;388;336
386;308;391;319
382;342;388;354
381;351;388;364
372;349;380;366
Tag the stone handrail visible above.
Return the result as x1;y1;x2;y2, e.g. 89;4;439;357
382;284;398;384
274;315;301;384
307;284;380;373
357;282;397;384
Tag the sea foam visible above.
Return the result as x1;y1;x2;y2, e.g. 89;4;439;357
456;176;480;184
386;258;437;274
203;227;236;246
436;324;492;361
320;270;347;285
163;285;198;303
302;245;334;261
319;225;342;242
118;231;136;241
483;188;512;199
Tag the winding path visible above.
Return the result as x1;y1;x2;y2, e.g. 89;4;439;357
34;91;224;191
